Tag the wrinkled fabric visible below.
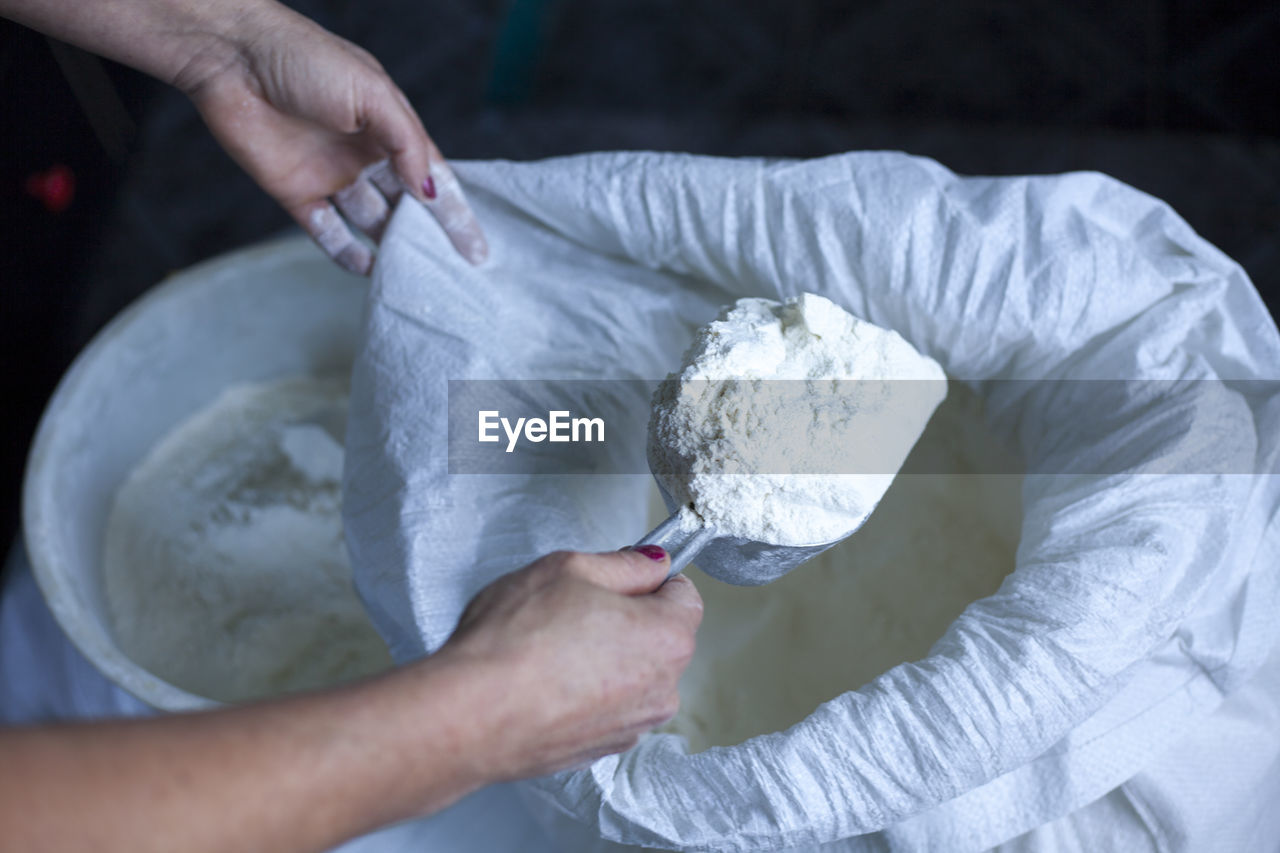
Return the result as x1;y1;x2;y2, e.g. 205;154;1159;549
345;152;1280;851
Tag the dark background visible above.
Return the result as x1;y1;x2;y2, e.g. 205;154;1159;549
3;0;1279;548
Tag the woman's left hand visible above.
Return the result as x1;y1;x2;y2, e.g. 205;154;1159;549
175;3;488;273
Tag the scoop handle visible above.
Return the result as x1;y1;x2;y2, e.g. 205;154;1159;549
636;513;717;579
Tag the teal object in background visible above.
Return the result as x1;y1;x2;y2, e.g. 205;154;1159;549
487;0;558;104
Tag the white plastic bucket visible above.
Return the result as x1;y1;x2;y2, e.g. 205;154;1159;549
22;236;365;711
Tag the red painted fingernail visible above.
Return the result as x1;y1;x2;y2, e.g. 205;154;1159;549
422;175;437;200
633;545;666;561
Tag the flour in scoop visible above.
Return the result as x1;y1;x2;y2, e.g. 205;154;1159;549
103;376;391;703
648;293;947;546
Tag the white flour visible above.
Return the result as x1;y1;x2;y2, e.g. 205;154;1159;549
662;383;1023;752
648;293;947;545
103;376;391;703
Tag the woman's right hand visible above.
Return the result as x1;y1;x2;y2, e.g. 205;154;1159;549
0;546;698;853
439;547;703;781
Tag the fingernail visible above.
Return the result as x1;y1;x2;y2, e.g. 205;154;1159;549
422;175;437;200
633;545;667;561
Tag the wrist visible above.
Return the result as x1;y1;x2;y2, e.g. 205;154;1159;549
0;0;280;93
164;1;277;96
418;644;515;787
333;647;510;826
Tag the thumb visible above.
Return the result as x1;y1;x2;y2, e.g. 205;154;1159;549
566;546;671;596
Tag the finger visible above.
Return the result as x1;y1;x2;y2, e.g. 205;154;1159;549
647;573;704;629
559;548;671;596
645;690;683;727
333;176;392;243
363;87;490;265
361;80;431;199
598;735;643;757
561;736;643;772
294;201;373;276
421;155;490;266
364;159;406;205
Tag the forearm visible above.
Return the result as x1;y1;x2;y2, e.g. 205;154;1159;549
0;0;289;90
0;654;492;853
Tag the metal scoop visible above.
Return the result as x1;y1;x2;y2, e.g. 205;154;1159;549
635;483;855;585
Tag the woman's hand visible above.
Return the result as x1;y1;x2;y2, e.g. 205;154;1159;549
0;548;700;853
440;547;703;780
1;0;486;273
176;4;487;273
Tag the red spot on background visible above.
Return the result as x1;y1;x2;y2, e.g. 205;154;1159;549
24;163;76;213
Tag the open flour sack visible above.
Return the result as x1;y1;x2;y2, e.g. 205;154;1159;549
344;152;1280;851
